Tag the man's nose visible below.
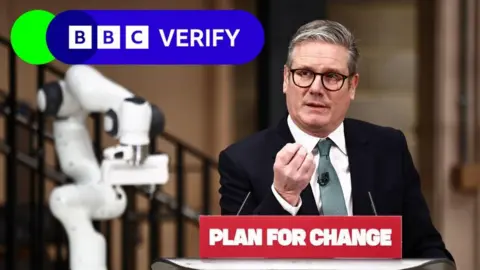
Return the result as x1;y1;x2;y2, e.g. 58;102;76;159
309;75;326;94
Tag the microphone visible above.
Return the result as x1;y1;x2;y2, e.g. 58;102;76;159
236;191;251;216
368;191;378;216
318;172;330;186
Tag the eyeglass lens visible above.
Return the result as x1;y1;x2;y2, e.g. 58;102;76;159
292;69;345;91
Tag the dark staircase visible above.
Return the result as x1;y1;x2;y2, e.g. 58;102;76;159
0;36;217;270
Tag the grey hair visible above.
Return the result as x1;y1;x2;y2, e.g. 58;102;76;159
285;20;359;75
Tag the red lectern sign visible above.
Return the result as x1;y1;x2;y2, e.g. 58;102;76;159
199;216;402;259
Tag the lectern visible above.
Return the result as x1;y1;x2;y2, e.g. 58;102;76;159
151;258;456;270
173;215;455;269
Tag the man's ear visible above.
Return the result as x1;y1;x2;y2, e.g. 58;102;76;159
283;65;289;94
349;73;359;100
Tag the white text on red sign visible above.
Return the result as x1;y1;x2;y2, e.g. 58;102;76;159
209;228;392;247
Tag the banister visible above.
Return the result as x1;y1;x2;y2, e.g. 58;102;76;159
0;35;218;167
0;36;9;46
0;130;200;223
1;34;215;261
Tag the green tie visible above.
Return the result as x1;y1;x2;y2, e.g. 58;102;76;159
316;139;348;215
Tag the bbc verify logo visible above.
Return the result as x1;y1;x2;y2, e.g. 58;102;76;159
68;25;149;49
47;10;264;65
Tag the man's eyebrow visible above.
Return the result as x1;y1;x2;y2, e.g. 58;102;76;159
293;65;345;74
322;67;343;74
291;65;313;70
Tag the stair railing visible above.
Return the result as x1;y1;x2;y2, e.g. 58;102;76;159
0;36;218;270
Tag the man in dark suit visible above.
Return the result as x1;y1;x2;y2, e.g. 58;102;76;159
217;19;454;261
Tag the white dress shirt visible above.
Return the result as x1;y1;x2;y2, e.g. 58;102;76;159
271;115;353;216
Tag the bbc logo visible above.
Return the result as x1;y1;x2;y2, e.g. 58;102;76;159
68;25;149;49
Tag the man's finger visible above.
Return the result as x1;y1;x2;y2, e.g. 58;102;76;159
276;143;302;165
299;152;314;174
289;146;308;170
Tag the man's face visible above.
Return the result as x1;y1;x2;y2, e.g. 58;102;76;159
283;41;359;136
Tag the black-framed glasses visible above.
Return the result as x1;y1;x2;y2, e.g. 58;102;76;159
290;68;350;91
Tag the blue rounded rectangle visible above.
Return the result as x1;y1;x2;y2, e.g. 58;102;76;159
46;10;265;65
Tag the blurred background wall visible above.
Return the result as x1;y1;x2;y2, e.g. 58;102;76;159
0;0;479;269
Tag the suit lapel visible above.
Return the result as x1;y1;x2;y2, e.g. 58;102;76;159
344;119;376;215
273;116;319;215
298;185;319;215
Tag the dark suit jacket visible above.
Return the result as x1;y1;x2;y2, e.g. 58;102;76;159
218;116;453;261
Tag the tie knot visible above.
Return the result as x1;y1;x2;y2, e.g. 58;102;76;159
317;138;333;156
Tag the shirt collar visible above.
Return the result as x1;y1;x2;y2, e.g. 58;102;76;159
287;115;347;155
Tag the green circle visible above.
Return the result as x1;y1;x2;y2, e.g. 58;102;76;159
10;10;56;65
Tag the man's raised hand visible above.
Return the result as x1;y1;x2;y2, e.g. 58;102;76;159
273;143;315;206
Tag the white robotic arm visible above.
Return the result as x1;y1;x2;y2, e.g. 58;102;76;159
37;65;169;270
